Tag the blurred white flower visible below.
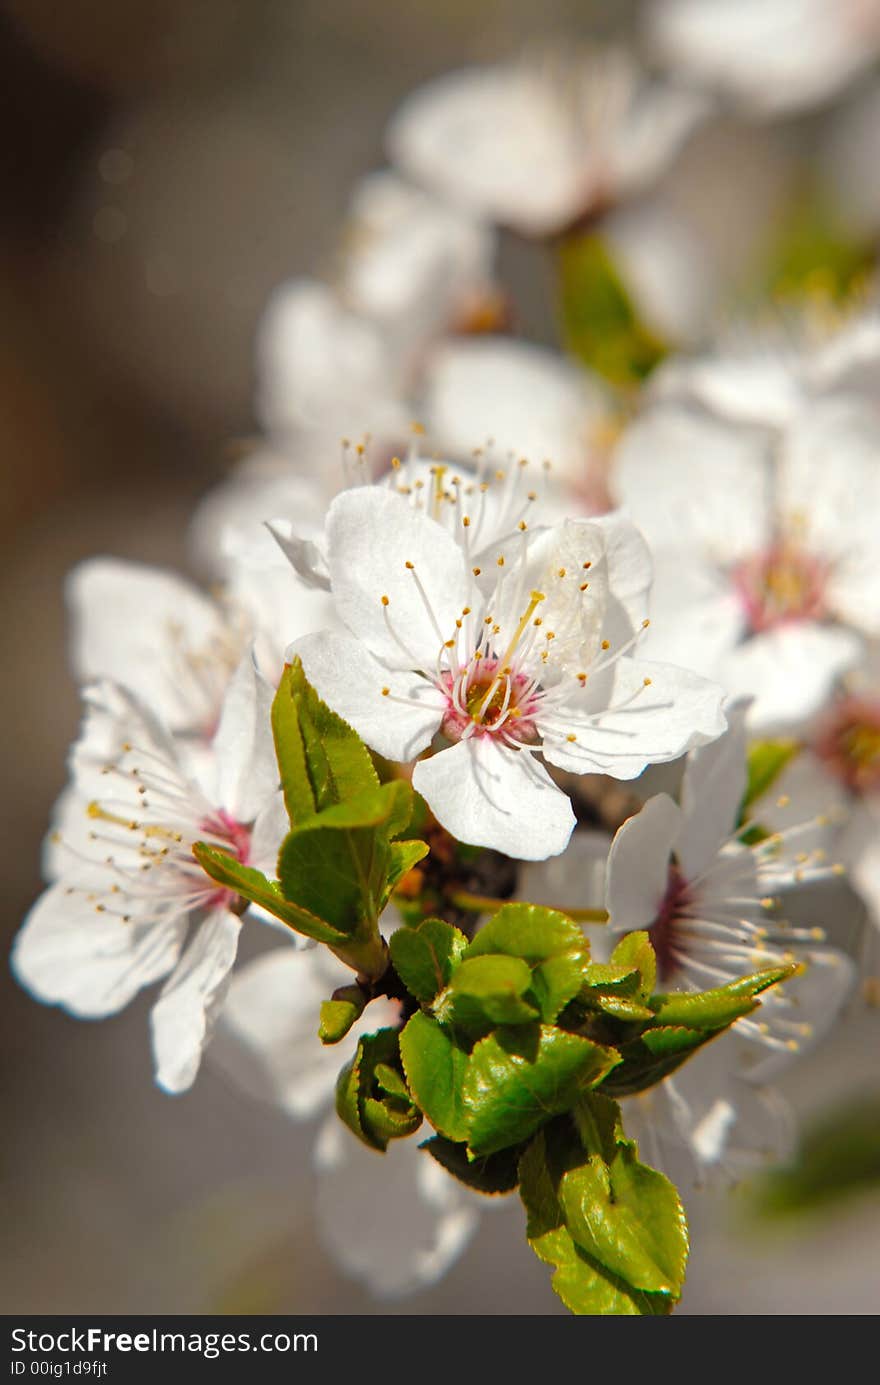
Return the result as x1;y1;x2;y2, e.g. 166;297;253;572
646;0;880;116
291;486;725;859
421;336;611;500
606;704;854;1058
339;170;498;353
214;944;481;1298
12;658;286;1093
387;47;708;237
614;342;880;729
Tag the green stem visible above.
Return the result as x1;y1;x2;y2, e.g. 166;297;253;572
450;890;609;923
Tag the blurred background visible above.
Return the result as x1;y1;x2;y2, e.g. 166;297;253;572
3;0;878;1314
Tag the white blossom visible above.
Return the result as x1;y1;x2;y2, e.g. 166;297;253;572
613;389;880;730
12;657;285;1093
605;705;855;1065
646;0;880;116
387;47;708;237
290;486;725;860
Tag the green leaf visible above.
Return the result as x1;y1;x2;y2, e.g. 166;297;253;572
463;1025;620;1157
559;1138;688;1295
399;1011;470;1143
192;842;350;947
466;902;588;963
608;932;656;999
335;1028;421;1152
272;658;378;825
519;1125;675;1315
464;903;590;1024
389;918;468;1004
438;954;540;1027
530;954;590;1024
319;985;366;1044
600;964;798;1097
383;838;430;905
277;781;406;935
422;1135;522;1195
740;738;800;821
558;232;668;386
650;964;796;1030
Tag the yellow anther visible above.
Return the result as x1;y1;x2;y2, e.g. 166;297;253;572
566;734;577;743
643;677;652;687
381;595;390;606
557;568;567;578
642;618;650;629
776;794;790;808
601;639;610;651
382;687;390;696
580;582;589;591
497;556;505;567
405;560;414;569
472;566;482;577
518;520;527;531
462;516;471;527
391;456;401;469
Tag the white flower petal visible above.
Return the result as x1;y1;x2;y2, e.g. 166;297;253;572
721;624;863;733
606;793;681;931
423;336;605;485
205;654;278;822
677;701;749;879
294;630;444;763
387;65;587;236
11;882;186;1018
151;908;242;1094
541;657;727;779
66;558;226;733
314;1117;480;1298
325;488;479;672
613;405;773;560
255;278;405;440
638;550;745;681
412;737;576;860
646;0;877;115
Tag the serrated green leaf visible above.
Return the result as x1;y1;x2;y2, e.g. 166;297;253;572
422;1135;521;1195
640;1025;705;1057
277;781;406;935
389;918;468;1004
559;1142;688;1296
335;1028;419;1152
272;659;378;826
192;842;350;946
530;954;589;1023
609;932;656;998
519;1126;675;1315
463;1026;620;1157
464;903;590;1024
593;994;657;1023
580;963;641;994
650;964;795;1030
399;1011;470;1143
466;902;588;963
439;954;540;1027
740;739;800;821
374;1062;411;1102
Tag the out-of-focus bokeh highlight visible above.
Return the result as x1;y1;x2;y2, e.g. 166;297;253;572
3;0;878;1314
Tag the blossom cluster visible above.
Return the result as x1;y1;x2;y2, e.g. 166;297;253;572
13;5;880;1311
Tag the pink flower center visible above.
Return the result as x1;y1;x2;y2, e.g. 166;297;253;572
814;695;880;796
198;809;251;907
732;540;828;633
440;659;540;742
648;864;690;984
